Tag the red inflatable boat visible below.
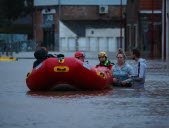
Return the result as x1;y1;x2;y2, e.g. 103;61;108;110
26;57;113;90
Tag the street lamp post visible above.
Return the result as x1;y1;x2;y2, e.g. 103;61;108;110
151;0;154;58
163;0;167;60
120;0;123;48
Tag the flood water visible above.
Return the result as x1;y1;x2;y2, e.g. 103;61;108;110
0;59;169;128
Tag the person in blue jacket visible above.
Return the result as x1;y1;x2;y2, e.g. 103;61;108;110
112;48;134;87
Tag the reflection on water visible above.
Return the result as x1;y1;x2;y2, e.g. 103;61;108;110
26;89;113;98
0;59;169;128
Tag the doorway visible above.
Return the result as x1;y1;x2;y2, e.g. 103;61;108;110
43;30;55;51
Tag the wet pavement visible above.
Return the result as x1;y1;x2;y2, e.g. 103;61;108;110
0;59;169;128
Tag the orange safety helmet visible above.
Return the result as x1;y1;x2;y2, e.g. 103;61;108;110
74;52;85;58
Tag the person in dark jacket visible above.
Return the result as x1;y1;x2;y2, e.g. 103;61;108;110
33;47;48;68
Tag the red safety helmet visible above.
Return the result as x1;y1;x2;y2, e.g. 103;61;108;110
74;52;85;58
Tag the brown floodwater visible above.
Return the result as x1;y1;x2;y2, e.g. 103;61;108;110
0;59;169;128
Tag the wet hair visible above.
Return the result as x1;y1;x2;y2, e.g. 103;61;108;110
40;47;48;55
132;49;140;58
34;49;47;59
116;48;126;59
36;46;48;55
34;47;48;60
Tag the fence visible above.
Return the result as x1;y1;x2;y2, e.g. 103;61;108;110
0;40;36;56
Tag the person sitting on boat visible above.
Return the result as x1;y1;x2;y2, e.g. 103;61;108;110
33;47;48;68
74;51;86;62
96;52;113;69
112;48;134;87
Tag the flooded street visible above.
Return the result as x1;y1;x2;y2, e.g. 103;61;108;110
0;59;169;128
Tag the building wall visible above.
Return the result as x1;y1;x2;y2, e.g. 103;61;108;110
126;0;139;24
35;5;126;51
35;11;43;43
59;5;125;52
125;0;139;51
60;5;123;20
140;0;162;10
125;0;163;59
59;24;124;52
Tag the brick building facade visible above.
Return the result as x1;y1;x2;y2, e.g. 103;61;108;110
126;0;163;58
33;0;168;60
34;0;127;52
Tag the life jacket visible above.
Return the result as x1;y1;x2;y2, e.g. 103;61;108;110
96;60;113;70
